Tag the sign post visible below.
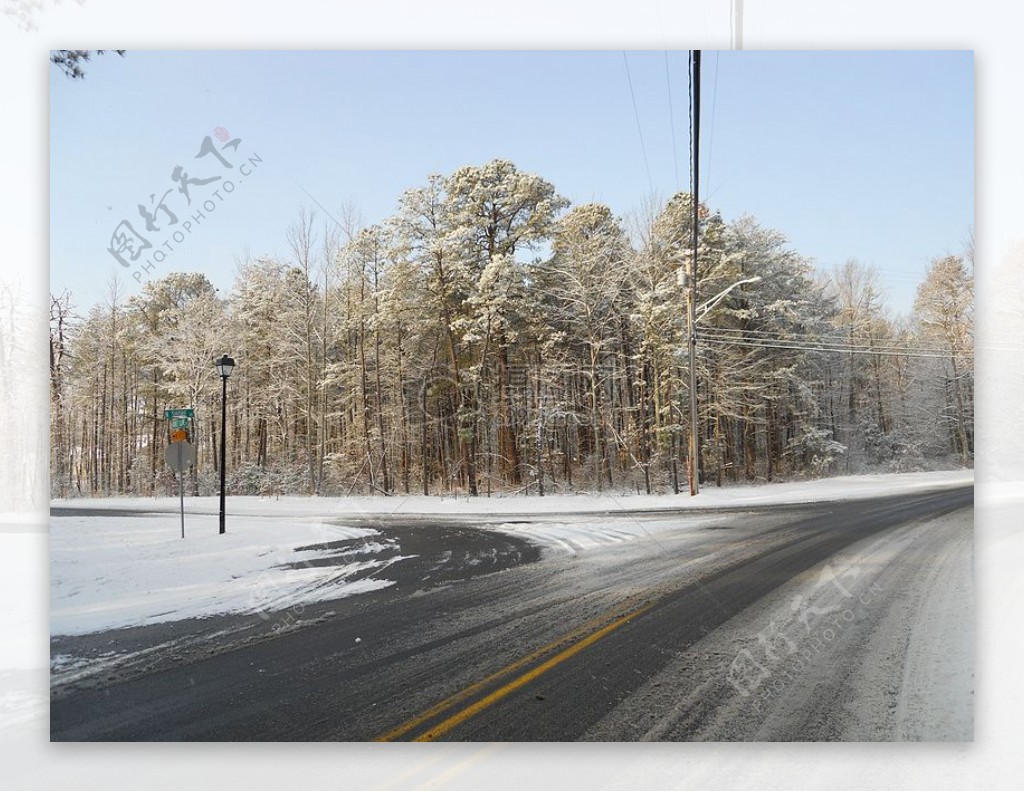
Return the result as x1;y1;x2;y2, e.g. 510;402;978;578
165;410;196;539
177;443;184;539
165;441;195;538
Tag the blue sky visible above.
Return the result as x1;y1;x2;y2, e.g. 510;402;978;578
50;50;973;314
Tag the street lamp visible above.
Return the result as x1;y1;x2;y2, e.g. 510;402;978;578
215;354;235;534
696;277;762;321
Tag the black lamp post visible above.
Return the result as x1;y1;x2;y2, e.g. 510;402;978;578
215;354;235;534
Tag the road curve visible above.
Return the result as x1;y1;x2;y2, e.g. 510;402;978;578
50;485;972;741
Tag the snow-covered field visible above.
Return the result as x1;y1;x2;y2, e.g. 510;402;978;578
50;470;972;638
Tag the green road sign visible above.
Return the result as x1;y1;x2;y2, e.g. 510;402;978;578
165;408;195;419
170;417;190;429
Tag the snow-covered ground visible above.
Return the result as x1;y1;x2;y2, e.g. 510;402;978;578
50;470;972;638
50;468;972;518
50;514;401;636
584;506;974;741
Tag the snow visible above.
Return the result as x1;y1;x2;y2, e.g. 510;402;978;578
49;470;971;638
50;514;400;636
51;468;972;518
489;514;729;556
583;506;974;741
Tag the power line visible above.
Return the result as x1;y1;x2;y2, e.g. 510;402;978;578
699;327;961;353
704;325;1011;352
706;51;720;200
621;51;655;195
698;324;952;348
700;338;960;357
700;337;969;360
689;317;974;344
664;51;680;191
698;324;990;352
698;334;973;360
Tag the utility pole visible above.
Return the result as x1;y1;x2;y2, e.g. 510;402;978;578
688;50;702;496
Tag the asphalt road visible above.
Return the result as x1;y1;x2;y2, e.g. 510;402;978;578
50;485;972;741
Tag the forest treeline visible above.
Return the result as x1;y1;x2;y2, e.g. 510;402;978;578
49;159;974;498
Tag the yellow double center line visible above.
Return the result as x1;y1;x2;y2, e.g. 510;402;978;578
375;598;655;742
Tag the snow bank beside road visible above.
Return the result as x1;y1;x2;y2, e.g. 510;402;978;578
51;469;973;519
51;514;394;636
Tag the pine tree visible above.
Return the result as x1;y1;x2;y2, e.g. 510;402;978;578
912;255;974;464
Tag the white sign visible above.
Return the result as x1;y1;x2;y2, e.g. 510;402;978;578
165;441;196;472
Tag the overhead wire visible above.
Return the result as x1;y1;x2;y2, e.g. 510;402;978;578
705;51;720;202
697;334;973;360
664;51;681;192
621;51;655;196
698;323;1011;351
678;38;975;363
698;325;962;350
698;324;950;346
